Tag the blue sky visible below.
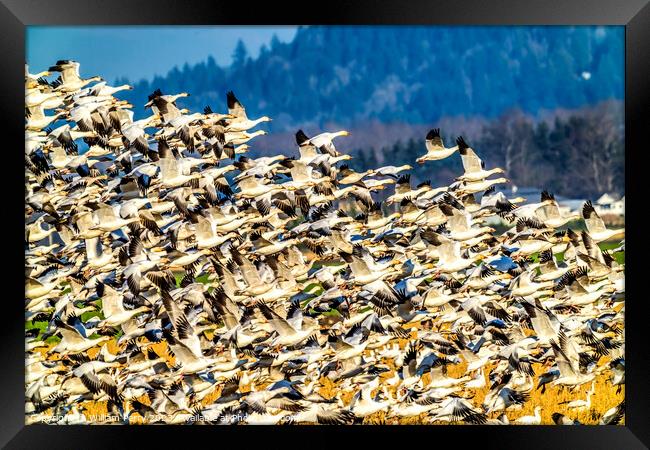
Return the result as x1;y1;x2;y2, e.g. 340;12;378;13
27;26;298;83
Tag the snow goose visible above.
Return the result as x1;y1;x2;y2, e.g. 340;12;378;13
563;381;594;411
87;81;133;97
461;264;512;291
550;330;596;387
508;271;554;297
532;249;570;281
225;90;271;131
95;282;150;328
336;164;375;184
431;396;487;424
339;249;394;286
90;204;140;233
464;368;486;389
426;359;471;389
454;176;509;196
25;65;51;87
157;156;201;188
120;111;160;155
256;301;319;347
514;406;542;424
581;200;625;242
349;377;392;417
456;136;504;182
48;60;103;92
295;128;349;157
552;412;582;425
46;123;96;153
390;390;440;418
242;385;305;417
386;174;430;204
69;360;122;403
609;357;625;393
25;87;64;109
519;297;561;344
145;88;188;123
48;317;110;355
372;164;412;178
438;198;494;241
26;103;66;131
284;403;356;425
25;276;61;303
483;384;530;414
432;237;481;273
495;194;555;223
328;324;371;361
599;401;625;425
416;129;459;163
535;191;580;228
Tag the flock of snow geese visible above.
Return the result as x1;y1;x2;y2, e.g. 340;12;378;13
25;61;625;425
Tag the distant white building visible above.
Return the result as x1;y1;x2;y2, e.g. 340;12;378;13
595;193;625;216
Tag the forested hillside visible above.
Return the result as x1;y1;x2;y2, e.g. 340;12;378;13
116;26;623;126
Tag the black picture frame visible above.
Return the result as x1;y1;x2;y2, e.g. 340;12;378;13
5;0;648;448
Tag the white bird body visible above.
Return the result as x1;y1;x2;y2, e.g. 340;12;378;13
514;406;542;425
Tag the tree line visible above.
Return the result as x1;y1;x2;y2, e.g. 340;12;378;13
347;101;623;199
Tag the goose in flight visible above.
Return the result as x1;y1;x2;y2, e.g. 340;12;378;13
48;60;103;92
508;270;554;297
86;81;133;97
95;283;150;329
256;301;319;347
48;316;110;356
455;136;504;182
284;404;356;425
145;88;188;123
431;396;487;424
550;331;596;387
438;197;494;241
25;86;64;110
225;91;271;131
25;65;51;88
581;200;625;242
428;234;481;273
453;176;509;196
416;129;459;164
349;377;392;417
295;129;349;157
531;249;570;282
520;297;561;344
599;401;625;425
535;191;580;228
26;103;66;131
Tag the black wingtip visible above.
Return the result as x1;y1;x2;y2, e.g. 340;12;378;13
148;88;163;101
582;200;596;219
426;128;440;140
397;173;411;185
226;91;238;109
295;129;310;145
456;136;469;150
541;190;555;202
